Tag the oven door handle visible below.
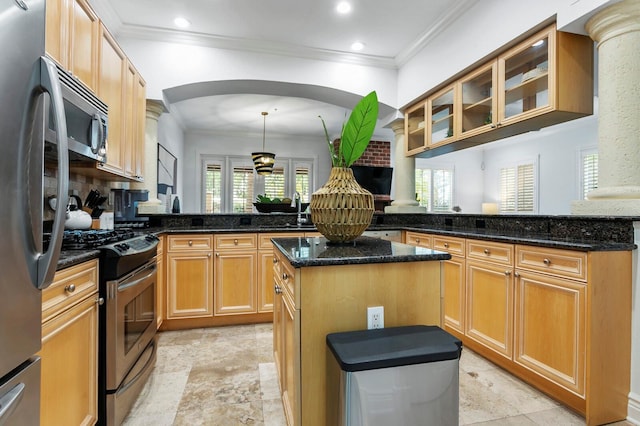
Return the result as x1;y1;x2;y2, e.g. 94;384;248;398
117;265;156;293
118;338;157;395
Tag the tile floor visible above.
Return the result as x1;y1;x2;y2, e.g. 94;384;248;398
122;323;633;426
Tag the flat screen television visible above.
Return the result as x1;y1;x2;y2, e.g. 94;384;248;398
350;166;393;195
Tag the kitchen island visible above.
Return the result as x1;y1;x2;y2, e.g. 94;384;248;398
270;236;451;426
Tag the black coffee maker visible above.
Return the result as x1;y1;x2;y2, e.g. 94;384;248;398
111;189;149;227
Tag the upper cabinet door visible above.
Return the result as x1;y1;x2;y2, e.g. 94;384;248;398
69;0;99;92
498;26;554;125
45;0;67;66
427;84;457;148
459;61;497;139
405;101;427;155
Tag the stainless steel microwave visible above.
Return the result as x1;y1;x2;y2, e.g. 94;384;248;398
44;60;108;163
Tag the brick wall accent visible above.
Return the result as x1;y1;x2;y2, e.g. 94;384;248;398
333;140;391;167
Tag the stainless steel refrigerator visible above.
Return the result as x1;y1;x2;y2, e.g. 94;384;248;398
0;0;69;424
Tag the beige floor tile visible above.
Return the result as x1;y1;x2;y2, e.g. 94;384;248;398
524;406;585;425
125;324;598;426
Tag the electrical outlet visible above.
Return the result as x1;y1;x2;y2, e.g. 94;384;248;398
367;306;384;329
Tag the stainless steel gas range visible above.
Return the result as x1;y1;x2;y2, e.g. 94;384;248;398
59;230;159;425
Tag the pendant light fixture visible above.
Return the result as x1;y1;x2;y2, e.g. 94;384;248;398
252;111;276;175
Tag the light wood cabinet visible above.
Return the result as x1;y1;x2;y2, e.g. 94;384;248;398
406;230;630;425
166;235;213;319
156;235;164;329
466;255;514;360
40;259;99;426
258;233;305;313
428;84;457;148
513;269;585;396
97;24;126;176
404;231;432;248
213;234;257;315
433;235;466;337
272;246;443;426
405;23;593;157
45;0;99;92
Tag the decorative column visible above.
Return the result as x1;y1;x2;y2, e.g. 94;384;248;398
132;100;166;213
384;119;426;213
572;0;640;215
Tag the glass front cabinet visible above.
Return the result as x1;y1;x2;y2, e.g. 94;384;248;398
405;23;593;156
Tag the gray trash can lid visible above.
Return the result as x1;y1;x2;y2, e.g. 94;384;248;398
326;325;462;372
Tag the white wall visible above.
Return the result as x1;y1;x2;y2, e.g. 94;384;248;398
157;113;185;203
398;0;568;107
118;38;398;108
482;113;598;214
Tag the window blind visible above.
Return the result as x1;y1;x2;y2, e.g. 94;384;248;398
264;166;285;200
295;166;310;202
232;166;255;213
582;152;598;199
500;163;534;213
205;164;222;213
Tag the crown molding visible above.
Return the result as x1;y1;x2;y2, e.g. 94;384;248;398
117;25;399;69
395;0;478;67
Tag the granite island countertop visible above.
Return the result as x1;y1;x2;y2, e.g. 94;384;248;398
271;235;451;268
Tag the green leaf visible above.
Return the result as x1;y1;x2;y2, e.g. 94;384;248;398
340;91;378;168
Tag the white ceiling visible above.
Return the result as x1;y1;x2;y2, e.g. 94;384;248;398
95;0;476;137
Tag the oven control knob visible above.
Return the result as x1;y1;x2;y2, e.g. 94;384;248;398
115;243;130;252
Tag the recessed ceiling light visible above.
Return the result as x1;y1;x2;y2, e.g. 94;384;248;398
336;1;351;14
351;41;364;51
174;17;191;28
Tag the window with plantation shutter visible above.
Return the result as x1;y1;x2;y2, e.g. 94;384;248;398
500;161;536;213
295;165;311;202
581;150;598;199
201;156;315;213
204;163;222;213
415;167;453;212
264;166;286;200
232;165;255;213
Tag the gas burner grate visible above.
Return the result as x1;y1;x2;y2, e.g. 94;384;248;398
60;229;136;250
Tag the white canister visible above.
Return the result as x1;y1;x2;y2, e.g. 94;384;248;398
100;212;114;230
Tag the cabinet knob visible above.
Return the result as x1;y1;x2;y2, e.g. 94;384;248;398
415;238;420;243
444;243;449;248
96;297;104;305
483;249;490;255
234;239;238;245
514;272;520;278
65;284;76;293
543;258;551;265
282;273;288;280
273;257;278;264
505;270;511;276
188;240;193;246
274;285;282;294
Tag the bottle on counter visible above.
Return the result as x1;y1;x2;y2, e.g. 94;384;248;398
172;196;180;213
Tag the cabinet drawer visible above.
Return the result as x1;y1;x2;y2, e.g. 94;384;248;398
405;231;432;248
43;259;99;323
215;234;257;250
516;245;587;281
167;235;212;251
467;240;514;266
259;233;304;250
432;235;465;256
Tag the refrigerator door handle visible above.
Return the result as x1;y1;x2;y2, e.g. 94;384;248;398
35;56;69;289
0;382;25;424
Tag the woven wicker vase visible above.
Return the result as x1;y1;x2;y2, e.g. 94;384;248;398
310;167;374;243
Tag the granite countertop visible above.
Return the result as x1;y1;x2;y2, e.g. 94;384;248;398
56;249;101;270
271;236;451;268
149;225;635;252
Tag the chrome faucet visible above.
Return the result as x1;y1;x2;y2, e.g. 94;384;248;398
294;191;308;226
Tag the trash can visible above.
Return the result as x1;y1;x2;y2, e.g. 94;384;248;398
326;325;462;426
